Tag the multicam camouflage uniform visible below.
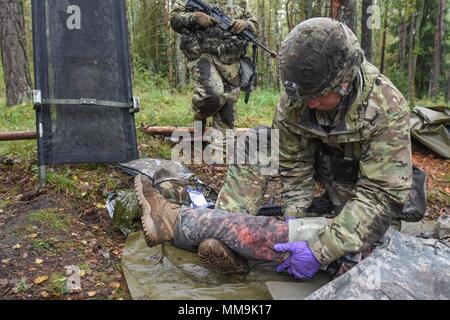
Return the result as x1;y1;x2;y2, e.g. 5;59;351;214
144;18;413;268
215;58;413;265
170;0;258;132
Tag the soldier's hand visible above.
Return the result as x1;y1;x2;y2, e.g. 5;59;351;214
193;12;217;28
231;19;248;34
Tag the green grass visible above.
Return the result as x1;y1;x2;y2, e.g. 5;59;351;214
32;239;57;252
0;103;36;158
46;170;80;196
0;198;13;211
44;273;68;297
28;209;69;231
133;68;278;129
15;278;32;294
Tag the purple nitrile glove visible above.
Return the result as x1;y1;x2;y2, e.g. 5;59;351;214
274;242;321;279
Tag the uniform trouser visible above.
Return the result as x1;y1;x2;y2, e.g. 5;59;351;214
216;164;269;215
173;206;288;262
215;126;273;214
190;55;240;132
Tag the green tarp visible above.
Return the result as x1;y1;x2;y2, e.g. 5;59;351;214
410;106;450;158
121;232;332;300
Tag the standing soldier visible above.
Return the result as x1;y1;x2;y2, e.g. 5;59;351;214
170;0;258;135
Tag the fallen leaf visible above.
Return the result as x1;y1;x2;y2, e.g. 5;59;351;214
0;279;9;287
34;275;49;285
95;203;106;209
35;259;44;265
87;291;97;297
109;282;121;289
28;233;39;239
79;270;86;278
41;291;49;298
81;240;88;245
12;244;21;250
1;258;11;264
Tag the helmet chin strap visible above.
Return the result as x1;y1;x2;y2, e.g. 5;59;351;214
335;86;350;97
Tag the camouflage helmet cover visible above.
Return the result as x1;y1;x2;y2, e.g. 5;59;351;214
279;17;365;101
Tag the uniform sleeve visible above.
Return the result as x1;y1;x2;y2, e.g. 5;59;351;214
274;95;318;219
170;0;196;34
309;86;413;265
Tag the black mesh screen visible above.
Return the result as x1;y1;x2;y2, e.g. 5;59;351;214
32;0;138;165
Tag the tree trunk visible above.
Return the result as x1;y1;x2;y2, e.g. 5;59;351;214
0;0;32;106
429;0;446;100
398;20;407;70
285;0;293;31
305;0;313;19
340;0;357;34
408;0;425;107
176;35;187;87
316;0;322;17
258;0;266;86
361;0;373;62
169;0;186;87
408;13;417;105
330;0;340;19
447;71;450;104
275;0;281;90
380;0;389;74
267;0;273;86
328;0;356;34
164;0;172;86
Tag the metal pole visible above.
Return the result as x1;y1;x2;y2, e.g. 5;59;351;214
39;165;47;187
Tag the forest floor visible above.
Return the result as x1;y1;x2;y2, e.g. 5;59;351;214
0;134;448;300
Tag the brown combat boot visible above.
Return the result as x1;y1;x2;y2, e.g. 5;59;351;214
135;175;181;247
198;239;250;274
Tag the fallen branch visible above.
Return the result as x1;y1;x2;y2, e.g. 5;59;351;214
0;131;37;141
140;124;249;136
0;126;252;142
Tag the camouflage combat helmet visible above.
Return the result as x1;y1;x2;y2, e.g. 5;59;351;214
279;17;365;102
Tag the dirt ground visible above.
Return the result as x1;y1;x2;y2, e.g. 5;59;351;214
0;143;448;300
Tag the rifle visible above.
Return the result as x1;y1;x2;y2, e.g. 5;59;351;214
257;204;283;217
185;0;278;59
